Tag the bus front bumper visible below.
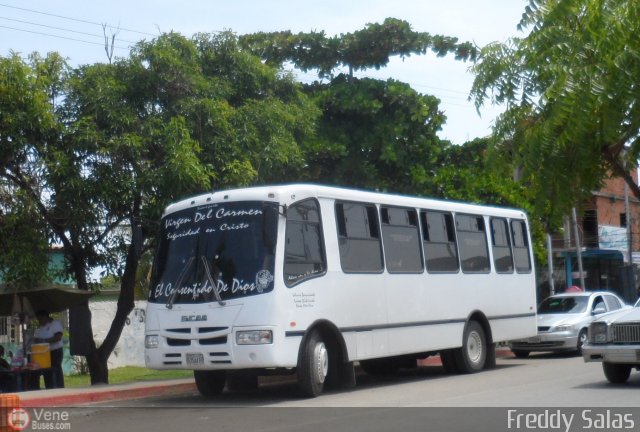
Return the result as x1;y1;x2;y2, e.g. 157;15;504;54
144;326;301;370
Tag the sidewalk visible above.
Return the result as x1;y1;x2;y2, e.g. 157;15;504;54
7;348;514;407
10;378;197;408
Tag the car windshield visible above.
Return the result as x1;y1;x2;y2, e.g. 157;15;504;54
148;201;277;305
538;296;589;314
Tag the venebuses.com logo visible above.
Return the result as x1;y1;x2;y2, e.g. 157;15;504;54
4;407;72;431
7;408;30;431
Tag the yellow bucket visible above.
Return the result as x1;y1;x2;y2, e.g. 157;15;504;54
0;394;20;428
31;343;51;369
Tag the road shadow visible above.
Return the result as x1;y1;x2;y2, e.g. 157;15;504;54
117;362;523;408
574;370;640;390
502;351;581;361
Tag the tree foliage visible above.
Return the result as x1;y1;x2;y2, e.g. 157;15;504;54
0;32;317;383
471;0;640;227
299;75;446;193
239;18;477;78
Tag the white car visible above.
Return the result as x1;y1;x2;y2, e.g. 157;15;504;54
509;291;628;358
583;298;640;383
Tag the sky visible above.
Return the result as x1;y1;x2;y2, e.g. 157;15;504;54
0;0;529;144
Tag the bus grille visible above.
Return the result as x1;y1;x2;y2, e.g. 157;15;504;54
612;323;640;344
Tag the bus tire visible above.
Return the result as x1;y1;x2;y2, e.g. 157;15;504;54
298;330;329;397
602;363;631;384
453;321;486;373
194;370;226;397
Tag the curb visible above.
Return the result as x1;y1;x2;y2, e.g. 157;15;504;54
14;379;197;408
12;349;515;407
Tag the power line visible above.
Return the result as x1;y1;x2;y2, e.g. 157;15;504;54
0;16;137;44
0;24;129;50
0;2;157;37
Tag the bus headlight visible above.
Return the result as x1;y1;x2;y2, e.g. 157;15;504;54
236;330;273;345
145;335;159;349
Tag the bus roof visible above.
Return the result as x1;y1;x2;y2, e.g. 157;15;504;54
163;183;528;220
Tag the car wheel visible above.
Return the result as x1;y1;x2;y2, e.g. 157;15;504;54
602;362;631;384
576;329;588;355
194;370;226;397
297;330;329;397
453;321;486;373
512;349;530;359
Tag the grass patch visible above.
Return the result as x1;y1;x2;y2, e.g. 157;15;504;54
64;367;193;388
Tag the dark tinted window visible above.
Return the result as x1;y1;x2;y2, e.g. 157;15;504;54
538;296;588;314
421;210;459;273
284;199;326;286
336;202;384;272
511;220;532;273
491;218;514;273
380;206;423;273
456;214;490;273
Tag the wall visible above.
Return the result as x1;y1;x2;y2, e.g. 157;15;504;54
89;300;147;369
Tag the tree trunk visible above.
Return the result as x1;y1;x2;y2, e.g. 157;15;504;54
86;350;109;385
89;238;140;384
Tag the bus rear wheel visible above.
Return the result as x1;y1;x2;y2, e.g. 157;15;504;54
298;330;329;398
194;370;226;397
453;321;486;373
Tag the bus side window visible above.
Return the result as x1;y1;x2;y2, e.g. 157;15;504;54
284;199;327;286
511;220;532;273
491;218;514;273
456;214;490;273
380;206;423;273
421;210;459;273
335;201;384;273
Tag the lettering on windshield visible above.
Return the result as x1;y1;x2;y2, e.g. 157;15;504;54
163;207;262;240
155;269;274;301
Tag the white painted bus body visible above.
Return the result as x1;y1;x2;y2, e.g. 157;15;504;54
145;184;537;373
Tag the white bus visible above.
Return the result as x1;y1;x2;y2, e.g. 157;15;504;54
144;184;537;397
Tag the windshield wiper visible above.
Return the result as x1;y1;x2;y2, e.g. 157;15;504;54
166;256;195;310
201;255;226;306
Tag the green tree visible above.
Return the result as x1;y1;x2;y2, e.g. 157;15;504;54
240;18;478;194
300;75;446;193
0;31;317;384
470;0;640;227
240;18;476;78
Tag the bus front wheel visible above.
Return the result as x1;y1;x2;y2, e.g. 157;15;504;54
298;330;329;397
453;321;486;373
194;370;226;397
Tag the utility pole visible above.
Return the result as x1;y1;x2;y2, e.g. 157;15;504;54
547;233;555;295
572;207;585;290
625;182;632;263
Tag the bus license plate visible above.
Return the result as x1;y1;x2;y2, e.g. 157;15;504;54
186;353;204;366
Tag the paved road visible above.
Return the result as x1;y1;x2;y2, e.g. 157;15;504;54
26;354;640;431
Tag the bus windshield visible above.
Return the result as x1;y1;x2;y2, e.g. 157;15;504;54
148;201;277;305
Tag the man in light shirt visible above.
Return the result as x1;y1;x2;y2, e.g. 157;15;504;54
33;309;65;389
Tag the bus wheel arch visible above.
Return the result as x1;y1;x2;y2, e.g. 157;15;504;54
297;320;354;397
